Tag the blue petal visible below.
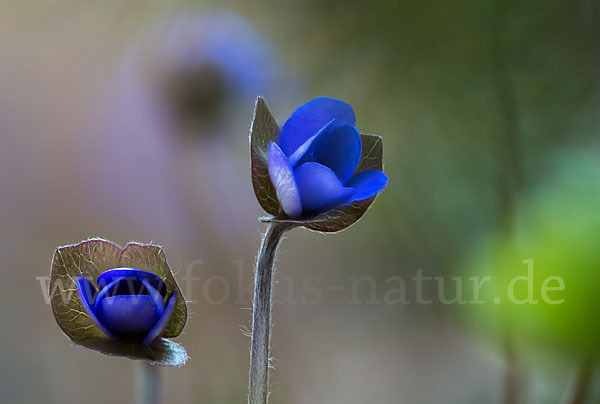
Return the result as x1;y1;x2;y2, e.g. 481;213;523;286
76;276;97;307
76;277;117;339
347;170;389;202
267;142;302;217
279;97;355;157
294;124;362;184
97;268;167;297
96;295;160;337
287;119;335;167
94;277;134;313
294;162;354;213
140;278;166;316
141;293;177;346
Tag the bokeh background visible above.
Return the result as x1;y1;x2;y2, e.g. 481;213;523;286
1;0;599;403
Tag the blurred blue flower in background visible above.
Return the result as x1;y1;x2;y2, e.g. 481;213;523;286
83;11;286;252
268;97;389;218
152;11;282;133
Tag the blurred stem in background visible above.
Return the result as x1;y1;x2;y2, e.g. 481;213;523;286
136;362;161;404
248;222;295;404
563;357;595;404
489;1;524;403
584;0;600;126
559;1;600;403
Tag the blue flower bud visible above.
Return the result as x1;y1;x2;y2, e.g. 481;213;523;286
76;268;176;346
50;239;187;366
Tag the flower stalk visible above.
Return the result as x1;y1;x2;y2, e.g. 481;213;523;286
248;221;295;404
247;96;387;402
136;361;161;404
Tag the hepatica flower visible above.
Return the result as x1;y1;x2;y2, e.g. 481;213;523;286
251;97;388;232
50;239;187;366
247;97;388;403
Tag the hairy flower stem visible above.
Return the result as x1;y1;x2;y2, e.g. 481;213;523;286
248;221;295;404
136;361;161;404
564;358;594;404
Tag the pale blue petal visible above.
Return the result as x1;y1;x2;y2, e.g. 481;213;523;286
267;142;302;217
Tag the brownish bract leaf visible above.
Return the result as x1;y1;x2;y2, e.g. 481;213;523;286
78;337;187;367
119;242;187;338
50;238;122;341
250;97;281;216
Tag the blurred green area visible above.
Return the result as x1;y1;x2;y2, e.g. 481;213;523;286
464;152;600;355
0;0;599;403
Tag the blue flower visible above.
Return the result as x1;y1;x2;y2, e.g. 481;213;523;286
77;268;176;347
267;97;388;218
50;239;187;365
